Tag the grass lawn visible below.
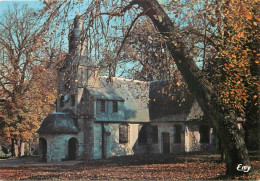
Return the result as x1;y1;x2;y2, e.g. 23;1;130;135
0;153;259;180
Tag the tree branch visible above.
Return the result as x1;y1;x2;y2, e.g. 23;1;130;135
109;10;146;77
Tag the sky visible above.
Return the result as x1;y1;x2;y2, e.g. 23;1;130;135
0;0;183;77
0;0;85;51
0;0;44;13
0;0;133;77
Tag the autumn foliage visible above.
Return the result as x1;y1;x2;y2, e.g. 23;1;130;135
207;0;259;117
0;4;58;154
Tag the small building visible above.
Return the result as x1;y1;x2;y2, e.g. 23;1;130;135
37;14;216;162
37;112;79;162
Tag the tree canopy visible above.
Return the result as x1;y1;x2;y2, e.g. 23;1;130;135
0;4;60;155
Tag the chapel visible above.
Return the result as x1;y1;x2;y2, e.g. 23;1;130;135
37;14;215;162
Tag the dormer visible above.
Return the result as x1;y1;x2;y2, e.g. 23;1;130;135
84;87;125;122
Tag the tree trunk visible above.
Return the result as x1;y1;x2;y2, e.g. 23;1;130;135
20;142;25;157
14;140;19;157
130;0;251;174
11;139;15;157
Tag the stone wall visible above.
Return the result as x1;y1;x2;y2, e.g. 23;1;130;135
186;125;200;152
91;122;197;158
39;133;80;162
83;120;94;159
93;123;102;159
77;118;85;159
78;88;95;117
184;124;215;152
105;123;134;157
149;123;186;154
93;123;136;159
92;123;157;159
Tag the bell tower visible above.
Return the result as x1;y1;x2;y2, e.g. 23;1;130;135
57;14;98;113
69;13;86;56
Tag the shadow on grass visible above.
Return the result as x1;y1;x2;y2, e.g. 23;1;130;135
77;152;222;168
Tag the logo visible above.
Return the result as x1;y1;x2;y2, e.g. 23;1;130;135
237;164;251;172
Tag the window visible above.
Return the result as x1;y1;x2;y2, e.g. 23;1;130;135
151;126;158;144
71;95;75;107
138;124;147;144
174;125;182;143
101;100;105;112
119;124;128;143
60;96;64;107
113;101;118;112
200;125;210;143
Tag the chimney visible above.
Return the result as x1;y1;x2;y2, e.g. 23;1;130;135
69;13;84;54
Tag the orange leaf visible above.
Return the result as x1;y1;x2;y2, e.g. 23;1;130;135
245;13;252;20
238;32;244;38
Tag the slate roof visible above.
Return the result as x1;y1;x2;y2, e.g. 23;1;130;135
95;77;195;122
37;112;79;133
98;77;150;122
99;77;195;122
149;80;194;120
86;87;124;101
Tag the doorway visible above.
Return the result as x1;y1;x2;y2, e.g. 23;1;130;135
39;138;47;162
162;132;170;154
68;137;78;160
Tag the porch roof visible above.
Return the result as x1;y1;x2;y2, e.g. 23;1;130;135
37;112;79;134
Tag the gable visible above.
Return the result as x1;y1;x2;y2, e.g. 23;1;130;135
186;100;204;121
98;77;150;122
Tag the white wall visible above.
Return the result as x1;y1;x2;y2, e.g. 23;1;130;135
93;123;147;159
95;100;124;121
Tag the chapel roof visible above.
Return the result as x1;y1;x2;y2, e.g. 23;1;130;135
86;87;124;101
96;77;150;122
93;76;195;122
149;80;194;120
37;112;79;134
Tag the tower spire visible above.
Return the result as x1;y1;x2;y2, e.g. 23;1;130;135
69;13;85;55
